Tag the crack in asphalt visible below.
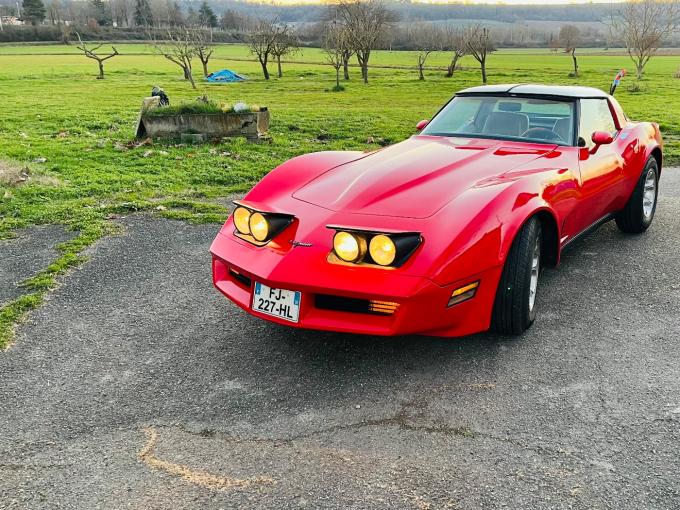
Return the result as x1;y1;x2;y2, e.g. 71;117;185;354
0;463;71;471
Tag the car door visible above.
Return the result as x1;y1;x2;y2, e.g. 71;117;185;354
571;98;626;232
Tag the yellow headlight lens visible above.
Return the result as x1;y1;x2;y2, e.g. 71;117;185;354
249;212;269;241
233;207;251;234
333;232;366;262
369;234;396;266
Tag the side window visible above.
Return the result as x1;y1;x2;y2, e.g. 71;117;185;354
579;99;617;147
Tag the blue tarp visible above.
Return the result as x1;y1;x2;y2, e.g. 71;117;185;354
206;69;247;83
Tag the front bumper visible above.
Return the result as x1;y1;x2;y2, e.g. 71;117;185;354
210;231;500;337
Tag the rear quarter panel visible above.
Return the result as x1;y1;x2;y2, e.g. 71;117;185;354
617;121;663;201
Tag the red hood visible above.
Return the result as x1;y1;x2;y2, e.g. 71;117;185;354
292;136;557;218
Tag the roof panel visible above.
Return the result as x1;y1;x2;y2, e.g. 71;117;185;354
457;84;609;98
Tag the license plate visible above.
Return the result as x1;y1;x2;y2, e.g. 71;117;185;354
252;282;301;323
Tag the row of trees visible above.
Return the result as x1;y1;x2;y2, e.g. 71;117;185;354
245;1;489;85
12;0;229;29
62;0;680;88
551;0;680;81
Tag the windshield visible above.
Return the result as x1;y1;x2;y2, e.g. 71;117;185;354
422;95;576;146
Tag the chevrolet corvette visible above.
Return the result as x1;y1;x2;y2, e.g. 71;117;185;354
210;84;662;337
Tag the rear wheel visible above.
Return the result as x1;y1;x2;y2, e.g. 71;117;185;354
491;217;542;335
615;157;659;233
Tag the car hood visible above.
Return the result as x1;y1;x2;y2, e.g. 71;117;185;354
292;135;558;218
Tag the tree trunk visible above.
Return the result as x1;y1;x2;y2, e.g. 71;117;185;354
277;55;282;78
481;61;487;84
357;51;369;84
363;51;370;84
343;58;350;80
202;59;209;77
571;49;578;76
260;58;270;80
336;67;340;88
418;63;424;81
446;54;459;77
97;60;104;79
180;62;196;89
636;60;643;80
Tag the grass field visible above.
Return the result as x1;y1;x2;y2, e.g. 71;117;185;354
1;43;679;346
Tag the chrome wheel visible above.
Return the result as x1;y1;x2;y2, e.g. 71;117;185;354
529;234;541;312
642;167;657;220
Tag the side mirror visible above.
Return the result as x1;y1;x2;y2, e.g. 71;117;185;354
416;119;429;131
590;131;613;154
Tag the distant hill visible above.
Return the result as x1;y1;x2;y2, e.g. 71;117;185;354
205;0;614;24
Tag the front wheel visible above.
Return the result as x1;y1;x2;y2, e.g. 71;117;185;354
615;157;659;233
491;217;542;336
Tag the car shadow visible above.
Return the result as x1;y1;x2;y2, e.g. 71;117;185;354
211;219;648;404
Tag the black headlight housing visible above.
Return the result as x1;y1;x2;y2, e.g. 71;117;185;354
327;226;422;268
232;202;294;246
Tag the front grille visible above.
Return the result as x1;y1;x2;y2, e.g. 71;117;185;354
315;294;398;315
229;268;252;288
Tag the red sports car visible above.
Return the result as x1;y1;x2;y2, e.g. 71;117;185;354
210;84;662;337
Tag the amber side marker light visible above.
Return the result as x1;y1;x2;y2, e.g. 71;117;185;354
369;300;400;315
448;281;479;307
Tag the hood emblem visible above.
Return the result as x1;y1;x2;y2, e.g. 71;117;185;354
290;240;313;248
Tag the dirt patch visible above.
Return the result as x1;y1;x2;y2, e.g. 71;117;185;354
139;427;276;492
0;160;60;187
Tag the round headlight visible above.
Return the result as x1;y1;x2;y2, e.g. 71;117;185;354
369;234;396;266
249;212;269;241
333;231;366;262
233;207;251;235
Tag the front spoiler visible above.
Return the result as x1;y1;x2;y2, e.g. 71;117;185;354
210;232;500;337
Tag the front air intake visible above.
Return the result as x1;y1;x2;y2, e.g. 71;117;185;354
315;294;399;315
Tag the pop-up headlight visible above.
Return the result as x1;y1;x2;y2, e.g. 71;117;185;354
232;203;293;246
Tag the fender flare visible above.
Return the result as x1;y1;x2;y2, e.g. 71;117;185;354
645;144;663;176
498;202;561;269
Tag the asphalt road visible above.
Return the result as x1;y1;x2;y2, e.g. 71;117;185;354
1;169;679;509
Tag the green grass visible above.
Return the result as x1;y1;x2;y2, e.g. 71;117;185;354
145;100;226;116
145;99;262;116
1;43;679;347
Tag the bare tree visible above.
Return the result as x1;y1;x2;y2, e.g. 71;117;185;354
412;23;440;81
444;25;466;77
323;20;347;88
335;0;397;84
75;33;119;79
270;25;298;78
559;24;580;77
152;28;197;89
325;9;355;79
46;0;63;26
247;17;285;80
610;0;680;79
192;29;214;77
466;25;494;84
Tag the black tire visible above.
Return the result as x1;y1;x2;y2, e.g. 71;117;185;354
615;157;659;234
491;216;542;335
